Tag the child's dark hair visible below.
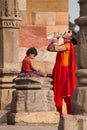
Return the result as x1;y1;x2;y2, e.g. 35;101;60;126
26;47;38;56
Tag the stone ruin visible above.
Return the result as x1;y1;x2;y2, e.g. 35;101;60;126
7;77;59;125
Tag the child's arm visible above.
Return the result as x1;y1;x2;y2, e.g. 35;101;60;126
29;59;39;71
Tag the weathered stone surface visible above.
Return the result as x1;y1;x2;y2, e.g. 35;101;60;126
46;25;68;35
11;77;54;113
13;77;52;85
11;89;54;112
0;89;15;110
27;0;68;13
75;69;87;86
77;41;87;68
32;12;56;26
7;111;59;125
7;77;58;125
79;0;87;16
0;111;7;124
72;87;87;114
75;2;87;69
58;115;87;130
0;125;58;130
56;12;68;25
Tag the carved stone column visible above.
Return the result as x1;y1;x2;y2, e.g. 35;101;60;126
72;0;87;114
0;0;21;111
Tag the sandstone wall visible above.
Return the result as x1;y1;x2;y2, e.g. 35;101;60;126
27;0;68;12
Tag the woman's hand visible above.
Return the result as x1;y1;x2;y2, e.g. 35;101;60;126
47;45;55;51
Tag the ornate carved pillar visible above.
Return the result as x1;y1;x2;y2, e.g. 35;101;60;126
0;0;21;110
72;0;87;114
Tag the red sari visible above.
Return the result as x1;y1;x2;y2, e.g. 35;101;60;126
53;41;76;109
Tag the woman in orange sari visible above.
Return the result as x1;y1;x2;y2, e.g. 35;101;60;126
47;31;76;117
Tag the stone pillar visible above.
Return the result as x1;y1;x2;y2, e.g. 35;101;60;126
58;0;87;130
72;0;87;115
0;0;21;111
7;77;59;125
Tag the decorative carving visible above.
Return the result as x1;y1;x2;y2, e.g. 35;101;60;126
0;0;20;17
14;0;20;17
0;19;21;28
0;0;5;16
5;0;9;16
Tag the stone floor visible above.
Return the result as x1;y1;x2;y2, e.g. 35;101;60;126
0;124;58;130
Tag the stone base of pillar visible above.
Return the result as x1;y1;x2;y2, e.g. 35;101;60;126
58;114;87;130
0;111;8;124
0;69;18;110
72;87;87;114
11;77;55;112
7;77;60;125
7;111;59;125
72;69;87;114
11;89;55;113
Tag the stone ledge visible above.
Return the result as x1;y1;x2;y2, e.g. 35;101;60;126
13;77;52;84
7;111;59;125
13;77;53;89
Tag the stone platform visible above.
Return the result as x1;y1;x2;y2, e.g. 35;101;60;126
7;77;59;125
7;111;59;125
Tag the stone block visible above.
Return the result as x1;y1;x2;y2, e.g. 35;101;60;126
32;12;56;26
13;89;54;112
11;77;54;113
18;0;26;11
0;89;15;110
7;111;59;125
80;43;87;68
58;115;87;130
72;87;87;114
56;12;68;25
13;77;53;86
27;0;68;12
46;25;68;35
0;111;7;124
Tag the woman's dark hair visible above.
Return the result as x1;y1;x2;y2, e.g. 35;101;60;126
71;38;77;45
26;47;38;56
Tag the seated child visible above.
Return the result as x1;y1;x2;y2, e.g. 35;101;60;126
18;47;46;77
